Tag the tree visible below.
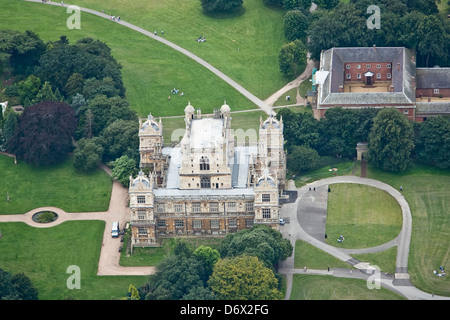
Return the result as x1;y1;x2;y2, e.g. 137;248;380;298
16;75;41;106
218;224;293;269
406;0;439;15
122;284;140;300
70;93;86;116
284;10;309;42
307;3;368;60
8;101;77;166
398;11;427;50
287;145;320;173
314;0;339;10
76;95;136;139
1;109;19;151
110;155;138;187
277;108;319;151
82;76;121;100
199;0;243;13
278;39;307;77
73;137;104;171
35;37;125;99
0;268;38;300
415;116;450;169
0;30;46;76
208;255;283;300
193;245;221;276
366;108;415;172
143;255;208;300
33;81;57;104
282;0;311;11
64;73;85;98
100;119;139;163
10;273;39;300
416;15;447;67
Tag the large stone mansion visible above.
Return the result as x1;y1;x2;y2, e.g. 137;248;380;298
128;102;286;249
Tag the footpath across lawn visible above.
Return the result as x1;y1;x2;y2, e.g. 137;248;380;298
367;164;450;297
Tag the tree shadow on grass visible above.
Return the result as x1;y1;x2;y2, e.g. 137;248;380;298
201;6;246;20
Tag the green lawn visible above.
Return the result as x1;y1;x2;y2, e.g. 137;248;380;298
0;0;288;117
290;274;405;300
325;183;403;249
293;159;359;187
68;0;288;99
294;240;351;270
0;221;147;300
366;164;450;297
0;154;112;214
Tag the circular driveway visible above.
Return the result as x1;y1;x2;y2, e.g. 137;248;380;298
279;176;449;300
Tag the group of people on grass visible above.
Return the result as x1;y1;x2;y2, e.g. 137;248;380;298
196;36;206;42
337;235;345;243
168;88;184;101
433;265;446;277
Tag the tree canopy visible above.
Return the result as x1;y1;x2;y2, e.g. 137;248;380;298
0;268;38;300
208;255;284;300
305;0;450;66
218;224;293;269
278;39;307;77
139;226;290;300
367;108;415;172
8;100;77;166
415;116;450;169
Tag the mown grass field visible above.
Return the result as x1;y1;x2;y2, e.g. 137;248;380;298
0;221;147;300
325;183;403;249
0;0;287;117
366;164;450;297
0;154;112;214
290;274;405;300
68;0;288;98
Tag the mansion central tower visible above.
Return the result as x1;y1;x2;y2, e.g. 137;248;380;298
128;102;286;249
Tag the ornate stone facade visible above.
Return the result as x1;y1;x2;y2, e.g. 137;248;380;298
128;103;287;250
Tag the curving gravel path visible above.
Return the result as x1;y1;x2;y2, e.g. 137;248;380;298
0;178;155;276
24;0;273;115
279;176;449;300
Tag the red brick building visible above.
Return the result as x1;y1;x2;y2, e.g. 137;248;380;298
313;47;450;121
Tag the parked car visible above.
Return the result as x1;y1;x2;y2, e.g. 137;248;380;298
279;218;286;225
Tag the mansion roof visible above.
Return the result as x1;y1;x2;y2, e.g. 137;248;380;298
163;145;257;191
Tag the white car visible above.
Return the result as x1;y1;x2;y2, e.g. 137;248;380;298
279;218;286;225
